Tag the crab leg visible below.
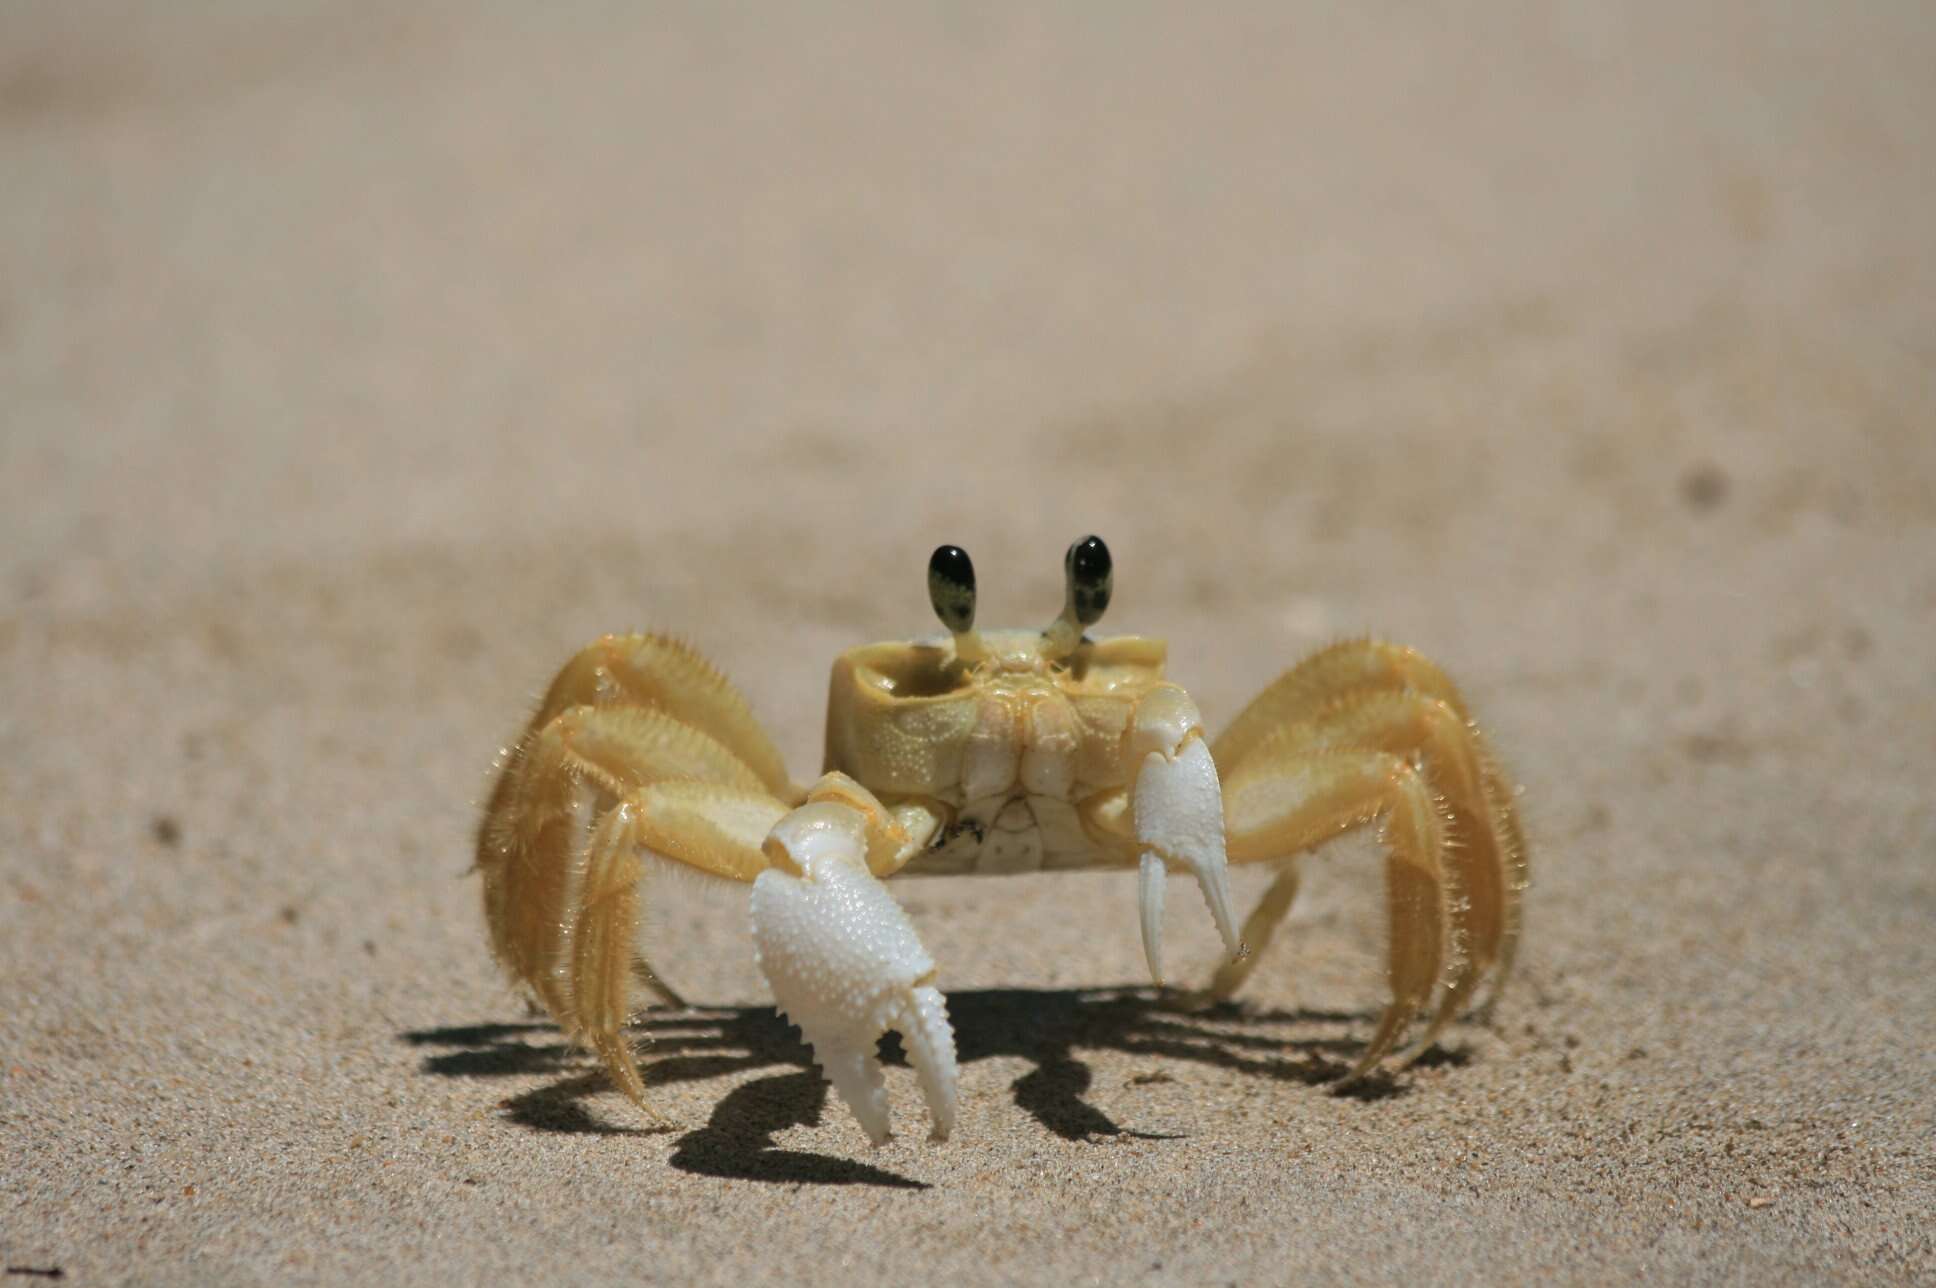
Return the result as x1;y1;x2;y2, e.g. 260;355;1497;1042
1245;688;1515;1051
1211;639;1473;773
478;634;800;1015
1220;748;1454;1076
1126;684;1244;985
1207;645;1528;1053
482;710;790;1113
523;632;796;799
751;792;958;1145
478;703;770;1001
1212;638;1528;1008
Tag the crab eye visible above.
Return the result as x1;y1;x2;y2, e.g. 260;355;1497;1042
927;544;977;633
1064;534;1113;627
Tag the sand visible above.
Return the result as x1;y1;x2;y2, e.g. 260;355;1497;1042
3;3;1932;1284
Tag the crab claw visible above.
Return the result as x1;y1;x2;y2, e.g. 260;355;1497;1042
749;802;959;1146
1131;689;1244;985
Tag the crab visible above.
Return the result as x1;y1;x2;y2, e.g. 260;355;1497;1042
475;536;1527;1145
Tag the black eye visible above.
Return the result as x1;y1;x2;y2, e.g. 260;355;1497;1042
1064;534;1113;627
927;544;977;633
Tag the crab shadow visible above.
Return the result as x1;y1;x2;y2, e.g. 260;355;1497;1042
403;988;1427;1189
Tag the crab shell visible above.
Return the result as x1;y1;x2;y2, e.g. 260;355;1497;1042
825;630;1171;874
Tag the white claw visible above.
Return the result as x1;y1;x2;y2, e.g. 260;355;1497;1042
1138;850;1168;984
750;803;960;1146
1133;734;1245;984
894;984;958;1141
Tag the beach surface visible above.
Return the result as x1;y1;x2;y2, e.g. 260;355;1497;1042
3;4;1932;1283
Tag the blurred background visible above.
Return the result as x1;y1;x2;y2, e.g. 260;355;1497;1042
9;1;1929;786
3;3;1932;1282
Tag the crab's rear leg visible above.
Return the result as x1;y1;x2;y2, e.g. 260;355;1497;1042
1212;639;1529;1005
478;633;799;1014
1219;748;1454;1078
572;784;789;1107
521;632;795;798
1300;691;1522;1048
1207;688;1520;1048
479;699;792;1113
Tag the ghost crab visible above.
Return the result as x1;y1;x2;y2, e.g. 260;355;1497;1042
476;536;1527;1145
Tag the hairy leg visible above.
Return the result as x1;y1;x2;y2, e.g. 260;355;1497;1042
525;632;795;797
1222;689;1522;1058
1212;639;1475;772
477;696;790;1113
478;634;795;1011
1219;748;1453;1077
1212;640;1527;1038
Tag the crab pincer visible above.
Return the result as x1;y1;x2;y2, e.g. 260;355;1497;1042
749;802;960;1145
1128;684;1245;985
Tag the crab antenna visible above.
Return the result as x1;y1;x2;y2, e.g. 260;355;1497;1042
927;545;987;665
1043;534;1113;660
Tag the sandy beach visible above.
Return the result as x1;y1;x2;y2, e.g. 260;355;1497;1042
3;4;1932;1283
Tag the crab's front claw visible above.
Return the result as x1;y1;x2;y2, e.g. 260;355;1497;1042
1131;686;1245;985
749;802;959;1146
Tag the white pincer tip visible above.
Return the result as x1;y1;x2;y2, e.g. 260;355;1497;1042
1139;850;1168;986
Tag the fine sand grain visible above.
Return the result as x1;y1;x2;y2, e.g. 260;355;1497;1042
3;4;1932;1284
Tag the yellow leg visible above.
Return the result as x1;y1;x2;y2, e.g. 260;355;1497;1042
478;676;942;1118
477;631;805;1115
568;783;788;1111
1478;759;1529;1013
1251;690;1519;1050
526;632;795;798
479;633;801;1008
574;803;652;1110
1209;641;1528;1064
1220;748;1452;1076
1212;639;1476;770
631;961;688;1009
479;703;771;981
480;697;791;1114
